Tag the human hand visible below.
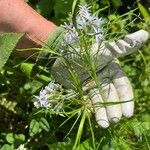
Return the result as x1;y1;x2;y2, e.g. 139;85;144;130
51;30;149;128
0;0;57;58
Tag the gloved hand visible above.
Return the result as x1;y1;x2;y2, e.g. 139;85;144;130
88;60;134;128
51;30;149;128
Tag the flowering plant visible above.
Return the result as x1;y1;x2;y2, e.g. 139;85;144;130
34;4;106;111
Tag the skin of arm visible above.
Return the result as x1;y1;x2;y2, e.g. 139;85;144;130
0;0;57;57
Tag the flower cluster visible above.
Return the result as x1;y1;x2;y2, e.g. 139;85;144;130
34;81;60;109
62;4;105;46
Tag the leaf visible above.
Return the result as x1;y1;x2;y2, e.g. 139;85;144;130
20;62;34;77
111;0;123;8
29;119;40;137
14;134;25;143
77;138;94;150
39;117;50;132
138;2;150;21
43;27;64;51
72;0;80;29
36;0;55;16
6;133;15;144
0;144;14;150
37;27;64;65
6;133;25;145
0;33;23;70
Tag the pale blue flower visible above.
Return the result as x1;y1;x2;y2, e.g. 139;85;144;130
34;81;59;109
61;23;78;45
76;15;87;30
78;4;91;19
61;4;105;46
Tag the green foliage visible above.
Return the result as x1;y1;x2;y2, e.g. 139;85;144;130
138;2;150;21
6;133;25;144
29;119;41;137
29;117;50;137
0;33;23;70
20;62;34;77
36;0;55;17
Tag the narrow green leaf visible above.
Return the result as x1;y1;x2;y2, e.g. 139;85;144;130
72;0;80;29
29;119;40;137
43;27;64;51
138;2;150;21
39;117;50;132
0;33;23;70
73;109;87;150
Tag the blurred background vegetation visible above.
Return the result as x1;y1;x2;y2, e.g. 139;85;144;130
0;0;150;149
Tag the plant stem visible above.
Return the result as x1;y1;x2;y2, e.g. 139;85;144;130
73;108;87;150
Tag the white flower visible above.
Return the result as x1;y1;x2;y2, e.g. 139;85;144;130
16;144;27;150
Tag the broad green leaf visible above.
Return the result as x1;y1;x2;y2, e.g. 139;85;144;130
39;117;50;132
0;33;23;70
14;134;25;143
77;138;94;150
30;80;43;94
20;62;34;77
29;119;40;137
6;133;15;144
0;144;14;150
138;2;150;21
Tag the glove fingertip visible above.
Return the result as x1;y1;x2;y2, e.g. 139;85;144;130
125;29;149;45
96;119;109;128
122;101;134;118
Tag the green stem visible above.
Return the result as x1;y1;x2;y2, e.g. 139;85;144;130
73;108;87;150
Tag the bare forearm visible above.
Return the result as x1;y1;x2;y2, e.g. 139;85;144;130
0;0;57;44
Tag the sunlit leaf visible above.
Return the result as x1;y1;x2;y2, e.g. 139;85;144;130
138;2;150;21
0;33;23;70
39;117;50;132
29;119;40;137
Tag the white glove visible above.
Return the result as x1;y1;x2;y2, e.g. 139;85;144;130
51;30;149;128
88;60;134;128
